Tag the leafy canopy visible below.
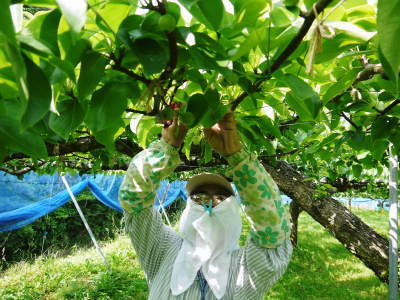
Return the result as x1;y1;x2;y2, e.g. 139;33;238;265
0;0;399;185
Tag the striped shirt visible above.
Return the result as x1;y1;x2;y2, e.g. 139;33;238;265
125;209;292;300
120;140;293;299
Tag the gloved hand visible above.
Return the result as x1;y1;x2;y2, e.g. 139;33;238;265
204;112;242;156
161;115;187;148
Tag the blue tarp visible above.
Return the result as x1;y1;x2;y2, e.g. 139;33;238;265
0;171;190;233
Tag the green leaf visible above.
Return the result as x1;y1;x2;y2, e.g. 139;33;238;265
186;93;208;127
131;38;169;77
371;116;398;140
389;131;400;154
259;116;281;138
64;38;91;66
116;15;143;46
196;0;224;30
56;0;87;33
0;0;28;102
270;6;296;27
352;164;362;178
85;82;133;148
0;97;25;121
86;82;131;132
25;8;62;56
23;0;57;7
231;26;267;61
77;51;107;100
200;89;227;128
377;0;400;92
281;74;321;120
0;0;17;45
327;21;375;41
322;69;359;104
97;0;132;34
281;74;316;99
49;97;85;138
178;0;224;31
21;55;52;128
347;129;365;151
136;117;157;148
234;0;270;28
370;139;389;161
189;47;220;71
0;117;47;158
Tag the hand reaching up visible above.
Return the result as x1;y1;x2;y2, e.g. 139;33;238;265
204;112;242;156
161;114;187;148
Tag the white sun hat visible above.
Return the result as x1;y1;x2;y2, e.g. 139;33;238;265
186;173;234;195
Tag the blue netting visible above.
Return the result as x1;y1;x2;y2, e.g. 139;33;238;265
1;169;335;234
0;171;189;233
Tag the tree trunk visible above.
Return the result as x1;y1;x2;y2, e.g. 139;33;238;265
263;160;390;284
289;200;302;247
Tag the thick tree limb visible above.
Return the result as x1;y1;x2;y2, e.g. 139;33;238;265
262;160;390;283
326;177;387;193
2;136;141;163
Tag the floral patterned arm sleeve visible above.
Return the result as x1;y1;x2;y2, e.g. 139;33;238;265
226;150;291;248
119;139;181;213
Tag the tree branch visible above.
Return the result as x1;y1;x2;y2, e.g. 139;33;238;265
0;160;47;176
340;112;359;129
3;136;141;163
230;0;335;110
159;31;178;81
125;108;158;116
110;53;151;85
378;99;400;116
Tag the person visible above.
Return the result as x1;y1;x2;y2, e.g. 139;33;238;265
119;112;293;300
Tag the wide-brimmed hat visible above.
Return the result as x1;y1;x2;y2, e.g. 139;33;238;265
186;173;234;195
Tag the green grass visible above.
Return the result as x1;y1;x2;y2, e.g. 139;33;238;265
0;208;390;299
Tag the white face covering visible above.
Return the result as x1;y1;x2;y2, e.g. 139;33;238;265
170;195;242;299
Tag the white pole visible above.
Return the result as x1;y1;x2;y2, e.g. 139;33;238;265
388;145;398;300
61;176;110;271
157;183;172;227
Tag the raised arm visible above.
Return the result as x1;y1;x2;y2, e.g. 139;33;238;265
119;117;186;282
204;112;291;247
205;112;292;297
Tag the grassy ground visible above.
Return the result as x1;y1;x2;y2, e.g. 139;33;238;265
0;208;390;299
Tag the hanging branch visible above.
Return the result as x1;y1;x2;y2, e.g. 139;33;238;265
340;112;359;130
378;99;400;116
230;0;335;110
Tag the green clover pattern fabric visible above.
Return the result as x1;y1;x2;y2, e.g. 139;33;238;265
119;140;181;214
227;150;291;248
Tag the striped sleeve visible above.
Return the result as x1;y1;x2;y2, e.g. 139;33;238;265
234;238;293;299
124;208;180;283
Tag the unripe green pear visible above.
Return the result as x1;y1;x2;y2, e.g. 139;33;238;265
158;14;176;32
